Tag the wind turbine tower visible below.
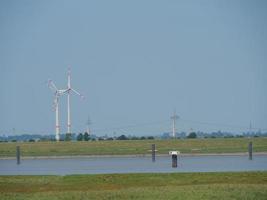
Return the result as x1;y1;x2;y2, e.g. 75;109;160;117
66;68;84;134
171;110;179;138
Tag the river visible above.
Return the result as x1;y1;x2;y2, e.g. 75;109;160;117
0;155;266;175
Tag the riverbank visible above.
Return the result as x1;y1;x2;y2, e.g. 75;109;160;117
0;138;266;157
0;172;266;200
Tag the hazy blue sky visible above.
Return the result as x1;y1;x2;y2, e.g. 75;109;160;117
0;0;266;136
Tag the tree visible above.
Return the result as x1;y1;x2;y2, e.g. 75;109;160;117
65;133;72;141
77;133;83;141
84;132;90;141
117;135;128;140
187;132;197;139
131;136;139;140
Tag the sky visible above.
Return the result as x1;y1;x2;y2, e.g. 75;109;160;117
0;0;267;136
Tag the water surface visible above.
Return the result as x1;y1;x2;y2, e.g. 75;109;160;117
0;155;266;175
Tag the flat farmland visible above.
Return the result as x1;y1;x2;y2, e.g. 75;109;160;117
0;138;266;157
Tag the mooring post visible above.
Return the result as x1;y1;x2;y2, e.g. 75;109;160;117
152;144;156;162
172;154;177;168
248;142;253;160
16;146;20;165
169;151;178;168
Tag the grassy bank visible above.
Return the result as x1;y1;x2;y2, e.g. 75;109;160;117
0;172;266;200
0;138;267;157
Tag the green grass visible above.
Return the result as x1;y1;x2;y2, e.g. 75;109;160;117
0;172;267;199
0;138;266;157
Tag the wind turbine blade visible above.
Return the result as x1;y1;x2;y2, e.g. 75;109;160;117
71;88;84;99
48;79;58;92
52;93;59;111
67;67;71;89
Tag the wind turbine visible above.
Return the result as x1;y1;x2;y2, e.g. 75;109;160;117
65;68;84;134
48;80;67;141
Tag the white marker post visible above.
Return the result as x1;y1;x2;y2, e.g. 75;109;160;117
169;151;180;168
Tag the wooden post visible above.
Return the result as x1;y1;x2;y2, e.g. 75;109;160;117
16;146;20;165
248;142;252;160
172;154;177;168
152;144;156;162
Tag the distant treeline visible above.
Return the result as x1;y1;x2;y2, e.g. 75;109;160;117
0;131;266;142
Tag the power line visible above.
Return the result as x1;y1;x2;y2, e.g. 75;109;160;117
2;118;266;136
91;120;170;133
179;118;267;131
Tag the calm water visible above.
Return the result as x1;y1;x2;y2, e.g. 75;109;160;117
0;155;266;175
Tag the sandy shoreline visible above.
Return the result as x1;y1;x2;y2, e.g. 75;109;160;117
1;152;267;160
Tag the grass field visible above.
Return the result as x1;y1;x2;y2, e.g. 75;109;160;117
0;138;267;157
0;137;266;157
0;172;266;200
